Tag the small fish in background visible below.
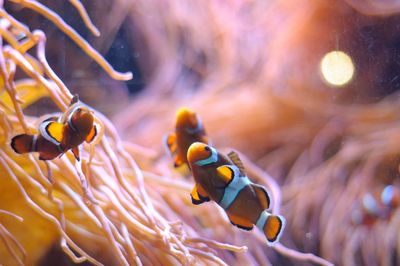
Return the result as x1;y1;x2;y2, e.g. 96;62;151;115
381;184;400;209
11;95;97;161
164;107;209;169
352;184;399;226
351;193;381;226
187;142;285;245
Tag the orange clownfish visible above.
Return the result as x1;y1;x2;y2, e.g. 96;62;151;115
11;95;97;161
187;142;285;245
164;107;209;168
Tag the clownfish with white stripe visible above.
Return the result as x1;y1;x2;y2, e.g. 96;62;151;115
11;95;97;161
164;107;209;168
187;142;285;245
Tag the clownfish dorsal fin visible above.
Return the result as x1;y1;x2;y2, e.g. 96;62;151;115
70;94;79;106
252;184;271;210
85;124;97;143
40;120;64;145
71;146;80;161
227;151;246;175
163;132;177;157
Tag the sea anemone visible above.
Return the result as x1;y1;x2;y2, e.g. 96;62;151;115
2;0;399;265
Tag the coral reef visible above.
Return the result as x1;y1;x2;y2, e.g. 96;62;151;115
0;1;251;265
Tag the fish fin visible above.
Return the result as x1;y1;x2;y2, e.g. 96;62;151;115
44;121;64;144
227;212;254;231
216;165;234;185
163;133;177;156
71;147;80;161
39;152;58;161
70;94;79;106
173;155;184;168
191;184;210;205
85;124;97;143
11;134;35;154
252;184;271;210
264;214;285;244
227;151;246;175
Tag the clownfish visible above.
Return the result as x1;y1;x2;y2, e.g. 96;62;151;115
352;185;400;226
164;107;209;168
11;95;97;161
187;142;285;245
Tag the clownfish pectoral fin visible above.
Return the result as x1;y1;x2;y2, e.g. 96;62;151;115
191;184;210;205
163;133;177;157
227;212;254;231
71;147;80;161
227;151;246;175
40;120;64;145
216;165;234;185
252;184;271;210
85;124;97;143
11;134;36;154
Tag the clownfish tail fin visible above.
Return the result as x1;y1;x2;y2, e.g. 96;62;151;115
256;211;285;245
11;134;36;154
265;214;285;245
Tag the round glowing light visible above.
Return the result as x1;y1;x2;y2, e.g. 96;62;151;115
320;50;355;86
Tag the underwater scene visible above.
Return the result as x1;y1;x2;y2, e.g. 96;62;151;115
0;0;399;265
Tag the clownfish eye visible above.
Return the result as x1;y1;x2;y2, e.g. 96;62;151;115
205;146;211;151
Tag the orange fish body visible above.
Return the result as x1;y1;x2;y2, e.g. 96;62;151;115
59;101;96;148
11;95;97;161
187;142;285;245
164;107;209;168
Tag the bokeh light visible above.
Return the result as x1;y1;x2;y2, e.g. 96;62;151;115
320;50;355;86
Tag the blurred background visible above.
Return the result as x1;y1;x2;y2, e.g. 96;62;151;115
3;0;400;265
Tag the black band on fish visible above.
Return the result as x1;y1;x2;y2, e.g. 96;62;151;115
31;135;38;152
